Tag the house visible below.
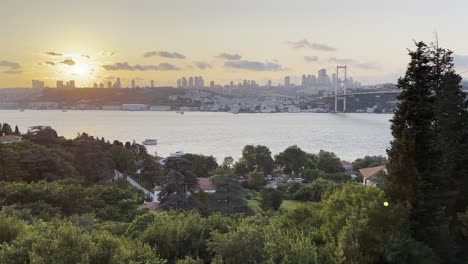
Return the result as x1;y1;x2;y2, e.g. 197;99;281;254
138;201;161;211
359;165;386;186
0;135;22;144
152;177;216;201
340;160;353;174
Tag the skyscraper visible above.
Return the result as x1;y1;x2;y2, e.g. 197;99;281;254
107;81;112;89
189;77;194;88
176;79;182;88
93;83;98;89
113;77;121;88
131;79;136;89
302;75;307;87
284;76;291;87
99;83;104;89
199;77;204;88
56;80;64;89
181;77;188;88
210;81;215;89
267;80;272;88
69;80;76;89
150;80;154;88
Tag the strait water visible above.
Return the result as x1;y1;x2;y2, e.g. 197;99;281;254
0;110;393;162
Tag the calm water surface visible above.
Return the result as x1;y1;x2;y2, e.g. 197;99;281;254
0;110;393;162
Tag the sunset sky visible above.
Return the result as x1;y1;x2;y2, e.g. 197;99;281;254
1;0;468;88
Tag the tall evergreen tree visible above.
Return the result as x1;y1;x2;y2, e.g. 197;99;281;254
14;125;20;135
1;123;13;135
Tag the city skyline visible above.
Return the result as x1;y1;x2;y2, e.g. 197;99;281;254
2;0;468;88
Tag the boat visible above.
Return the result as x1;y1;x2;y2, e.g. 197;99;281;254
19;109;25;112
176;111;184;114
61;109;68;112
142;139;158;145
170;150;184;157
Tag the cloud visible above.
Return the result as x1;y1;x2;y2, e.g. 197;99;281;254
353;63;380;70
60;59;76;66
134;77;145;81
102;62;181;71
217;53;242;60
194;61;212;70
45;51;63;56
288;39;337;51
0;60;21;69
224;60;283;71
304;56;319;62
104;76;115;80
82;54;91;59
45;61;56;65
454;54;468;69
329;57;355;64
3;70;22;74
143;51;186;59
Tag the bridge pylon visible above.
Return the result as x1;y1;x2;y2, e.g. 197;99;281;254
335;65;347;112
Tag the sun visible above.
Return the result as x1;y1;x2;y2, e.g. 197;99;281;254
69;63;89;76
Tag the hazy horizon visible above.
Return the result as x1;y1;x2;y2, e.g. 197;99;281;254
2;0;468;88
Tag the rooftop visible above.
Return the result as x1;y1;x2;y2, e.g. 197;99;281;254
359;165;386;180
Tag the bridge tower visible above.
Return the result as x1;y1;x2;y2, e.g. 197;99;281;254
334;65;347;112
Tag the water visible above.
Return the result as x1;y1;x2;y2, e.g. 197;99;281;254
0;110;393;162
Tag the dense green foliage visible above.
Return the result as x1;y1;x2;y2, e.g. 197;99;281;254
385;41;468;263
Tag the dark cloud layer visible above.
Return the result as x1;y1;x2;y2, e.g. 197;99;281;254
60;59;76;66
102;62;181;71
45;51;63;56
224;60;282;71
288;39;337;51
45;61;56;65
194;61;212;70
0;60;21;69
217;53;242;60
143;51;186;59
304;56;319;62
329;57;354;64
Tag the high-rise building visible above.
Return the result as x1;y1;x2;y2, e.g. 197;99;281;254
209;81;215;89
176;79;182;88
56;80;64;89
93;83;98;89
113;78;121;88
107;81;112;89
230;81;234;87
284;76;291;87
150;80;154;88
69;80;75;89
181;77;188;88
131;79;136;89
32;80;44;89
99;83;105;89
267;80;272;88
189;77;194;88
199;76;204;88
301;75;307;87
318;69;330;86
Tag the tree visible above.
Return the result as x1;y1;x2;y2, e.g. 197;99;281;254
211;169;246;210
182;153;218;178
247;170;266;191
384;41;468;261
275;145;309;175
222;156;234;169
1;123;13;135
352;155;387;171
260;188;283;211
140;157;163;186
13;125;20;135
74;138;112;183
23;126;59;145
240;145;274;175
316;150;344;173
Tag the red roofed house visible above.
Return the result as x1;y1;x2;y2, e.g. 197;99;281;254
359;165;386;186
0;135;22;144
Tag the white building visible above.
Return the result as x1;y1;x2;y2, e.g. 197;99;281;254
121;104;148;111
149;105;171;111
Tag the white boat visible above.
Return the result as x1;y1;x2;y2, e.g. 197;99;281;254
170;150;184;157
176;111;184;114
142;139;158;145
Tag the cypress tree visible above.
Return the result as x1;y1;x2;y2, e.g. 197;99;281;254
385;42;436;205
1;123;13;135
14;125;20;135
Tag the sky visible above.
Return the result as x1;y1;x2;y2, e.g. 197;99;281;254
1;0;468;88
